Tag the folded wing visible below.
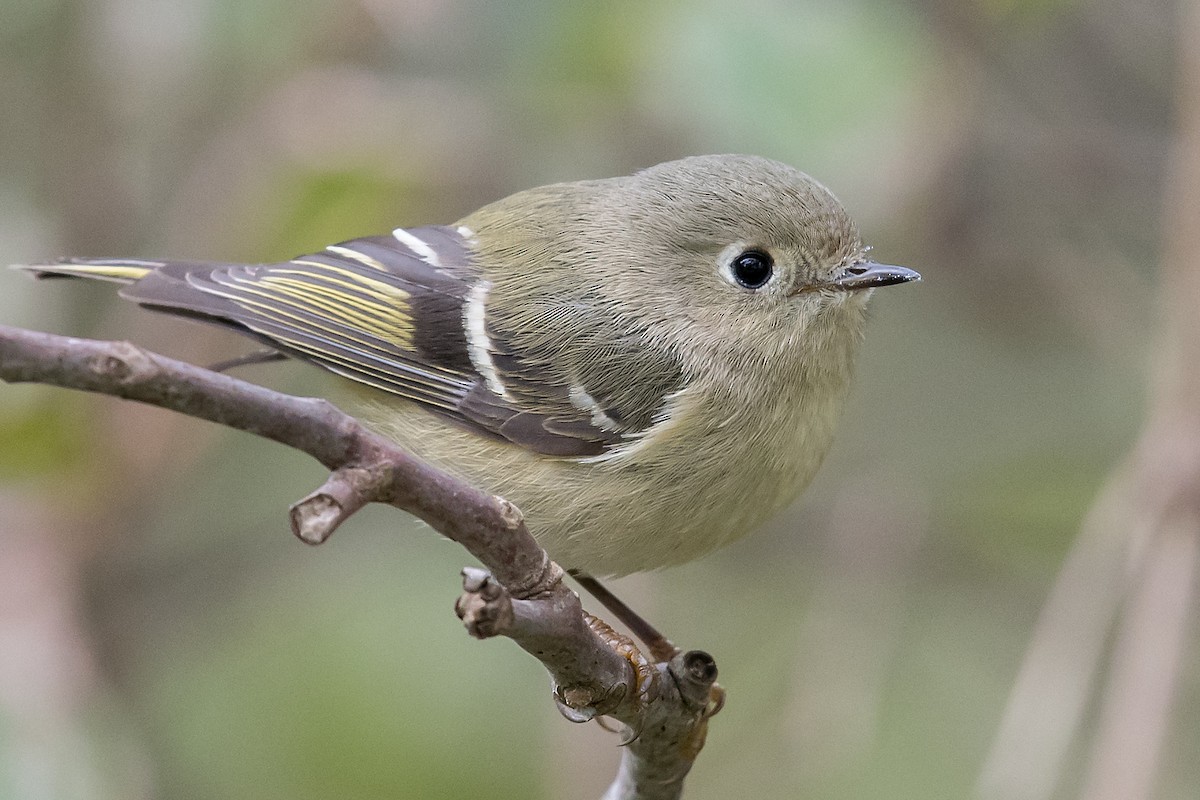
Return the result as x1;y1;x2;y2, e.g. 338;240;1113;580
17;226;684;458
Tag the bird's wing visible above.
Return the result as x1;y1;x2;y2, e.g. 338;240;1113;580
17;226;684;457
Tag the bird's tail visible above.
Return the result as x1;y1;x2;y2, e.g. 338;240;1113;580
11;258;164;284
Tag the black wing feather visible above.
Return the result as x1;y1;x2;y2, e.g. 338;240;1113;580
24;226;684;458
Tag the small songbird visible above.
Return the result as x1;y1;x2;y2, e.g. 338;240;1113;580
17;154;918;577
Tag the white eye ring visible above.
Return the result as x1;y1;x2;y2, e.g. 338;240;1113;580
718;242;775;291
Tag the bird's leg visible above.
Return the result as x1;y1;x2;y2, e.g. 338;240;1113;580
571;571;726;718
207;348;288;373
569;571;680;663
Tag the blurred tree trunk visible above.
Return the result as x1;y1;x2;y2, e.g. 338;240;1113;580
1077;0;1200;797
976;2;1200;799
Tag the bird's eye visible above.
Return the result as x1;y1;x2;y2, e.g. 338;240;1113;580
730;250;773;290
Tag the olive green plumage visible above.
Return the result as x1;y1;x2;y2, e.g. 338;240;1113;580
15;154;918;576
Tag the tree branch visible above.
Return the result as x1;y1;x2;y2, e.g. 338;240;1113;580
0;323;717;799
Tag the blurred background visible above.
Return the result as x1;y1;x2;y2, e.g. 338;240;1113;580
1;0;1196;798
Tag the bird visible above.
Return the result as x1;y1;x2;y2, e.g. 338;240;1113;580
16;154;919;578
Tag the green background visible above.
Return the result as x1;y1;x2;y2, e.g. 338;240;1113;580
0;1;1193;798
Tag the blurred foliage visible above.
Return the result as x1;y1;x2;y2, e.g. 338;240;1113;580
0;397;91;480
263;168;428;256
0;0;1193;799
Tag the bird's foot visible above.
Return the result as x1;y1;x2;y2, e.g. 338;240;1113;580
569;571;680;662
576;611;657;743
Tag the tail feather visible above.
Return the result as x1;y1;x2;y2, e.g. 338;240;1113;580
10;258;164;284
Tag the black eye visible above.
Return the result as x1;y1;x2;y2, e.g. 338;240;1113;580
731;249;773;290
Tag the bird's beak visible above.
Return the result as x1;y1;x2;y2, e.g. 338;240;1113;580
830;262;921;291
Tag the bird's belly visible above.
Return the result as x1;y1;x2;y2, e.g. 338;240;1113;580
514;426;836;575
354;376;844;577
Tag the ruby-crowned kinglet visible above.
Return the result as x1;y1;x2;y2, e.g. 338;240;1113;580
18;154;918;577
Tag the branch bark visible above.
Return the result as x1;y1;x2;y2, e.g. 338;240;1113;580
0;323;718;799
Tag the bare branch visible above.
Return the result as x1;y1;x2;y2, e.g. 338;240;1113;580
0;324;545;587
0;323;717;799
